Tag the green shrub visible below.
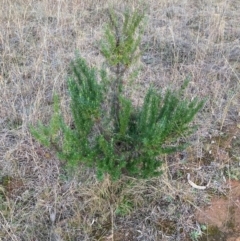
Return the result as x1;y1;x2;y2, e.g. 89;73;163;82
30;8;205;180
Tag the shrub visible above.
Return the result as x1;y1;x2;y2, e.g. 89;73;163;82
30;8;205;180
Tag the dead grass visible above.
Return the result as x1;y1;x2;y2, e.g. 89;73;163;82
0;0;240;240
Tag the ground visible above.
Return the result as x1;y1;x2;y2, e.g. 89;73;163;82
0;0;240;240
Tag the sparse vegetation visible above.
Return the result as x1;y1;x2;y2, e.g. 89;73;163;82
0;0;240;240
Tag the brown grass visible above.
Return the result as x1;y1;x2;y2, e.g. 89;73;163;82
0;0;240;240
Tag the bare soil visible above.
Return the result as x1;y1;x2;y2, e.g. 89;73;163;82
196;180;240;241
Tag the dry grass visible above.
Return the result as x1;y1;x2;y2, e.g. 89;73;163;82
0;0;240;240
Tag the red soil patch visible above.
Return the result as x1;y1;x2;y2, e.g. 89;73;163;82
195;180;240;241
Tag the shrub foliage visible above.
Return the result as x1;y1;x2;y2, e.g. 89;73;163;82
30;8;204;180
